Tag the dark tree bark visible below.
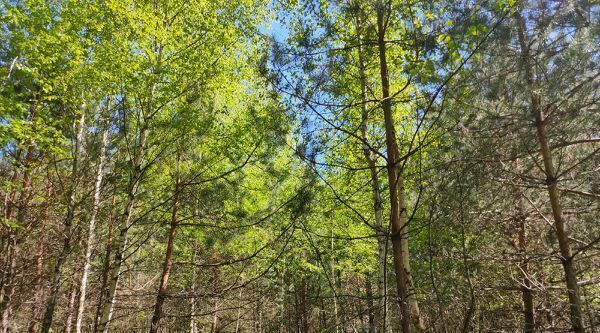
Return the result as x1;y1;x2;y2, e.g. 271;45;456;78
149;157;181;333
515;11;584;333
0;103;37;333
41;112;86;333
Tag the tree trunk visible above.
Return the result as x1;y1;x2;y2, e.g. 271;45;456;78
235;288;243;333
211;300;219;333
96;117;149;333
0;237;17;333
149;159;181;333
0;104;37;333
95;183;137;333
0;169;19;333
458;186;475;333
354;11;388;333
28;184;52;333
512;160;535;333
63;281;78;333
279;260;287;333
93;187;118;332
96;48;160;330
189;247;198;333
366;277;376;333
299;279;308;333
28;230;46;333
41;112;86;333
75;125;109;333
515;11;584;333
375;2;424;332
520;244;535;333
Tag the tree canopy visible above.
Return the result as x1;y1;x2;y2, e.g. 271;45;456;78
0;0;598;332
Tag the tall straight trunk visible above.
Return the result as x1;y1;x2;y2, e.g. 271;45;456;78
515;12;584;333
189;247;198;333
211;300;219;333
355;15;388;333
75;125;109;333
299;279;308;333
257;302;263;333
0;169;19;331
41;112;86;333
28;184;53;333
95;136;145;333
0;236;17;333
93;187;118;332
279;260;287;333
63;281;78;333
378;238;391;333
149;159;181;333
458;194;475;333
375;2;424;332
28;228;46;333
294;280;309;333
234;288;243;333
97;49;160;331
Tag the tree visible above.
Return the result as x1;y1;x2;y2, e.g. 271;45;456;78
0;0;597;332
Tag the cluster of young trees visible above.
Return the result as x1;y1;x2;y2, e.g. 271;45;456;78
0;0;597;332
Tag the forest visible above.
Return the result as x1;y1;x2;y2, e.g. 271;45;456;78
0;0;598;332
